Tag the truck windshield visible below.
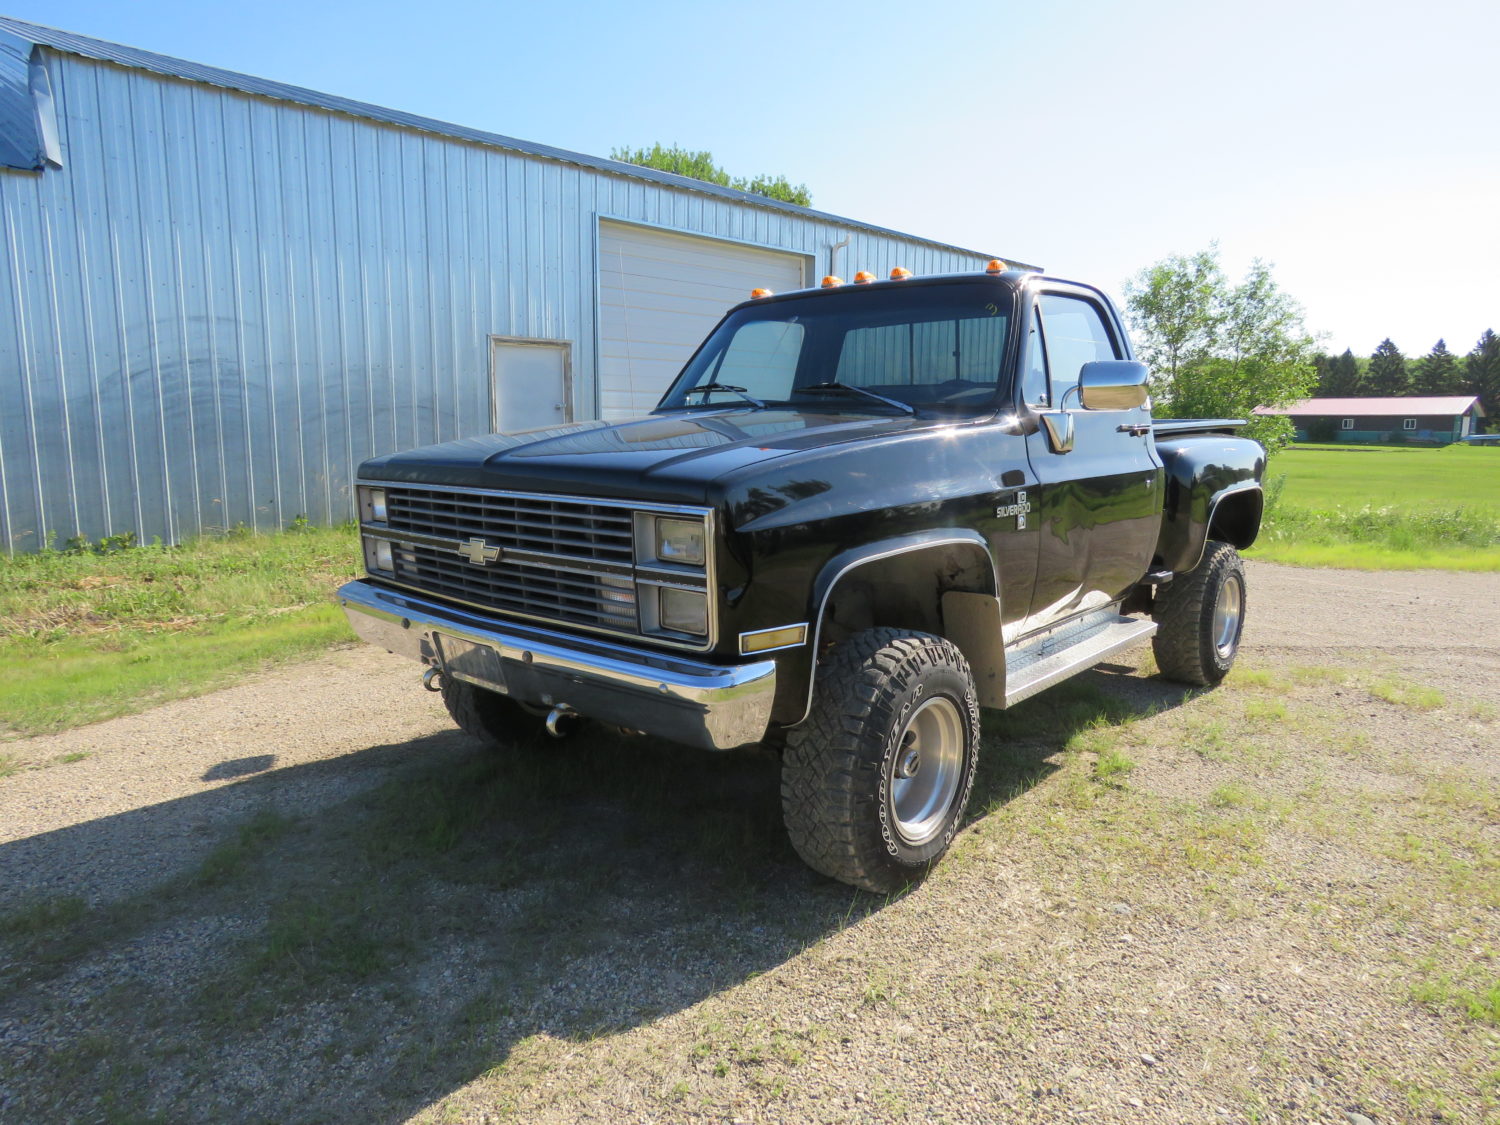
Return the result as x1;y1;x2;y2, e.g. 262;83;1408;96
658;282;1015;415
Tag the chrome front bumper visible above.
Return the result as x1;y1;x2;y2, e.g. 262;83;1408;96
336;580;776;751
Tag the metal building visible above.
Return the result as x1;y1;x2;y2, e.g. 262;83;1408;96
0;16;1020;550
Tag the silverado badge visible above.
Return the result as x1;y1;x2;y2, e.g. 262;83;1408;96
456;537;502;565
995;490;1031;530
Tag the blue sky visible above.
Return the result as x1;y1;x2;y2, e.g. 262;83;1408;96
8;0;1497;358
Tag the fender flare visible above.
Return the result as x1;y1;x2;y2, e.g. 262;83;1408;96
1188;481;1263;571
790;529;999;724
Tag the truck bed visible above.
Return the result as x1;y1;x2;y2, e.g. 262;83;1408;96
1152;418;1246;437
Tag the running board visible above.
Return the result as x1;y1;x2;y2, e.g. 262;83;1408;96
1003;612;1157;708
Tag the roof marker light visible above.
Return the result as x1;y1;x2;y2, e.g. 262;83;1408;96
821;275;844;288
889;267;912;280
853;270;875;284
986;259;1007;274
750;287;774;299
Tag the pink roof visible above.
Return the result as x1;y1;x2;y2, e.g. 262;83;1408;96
1255;396;1483;417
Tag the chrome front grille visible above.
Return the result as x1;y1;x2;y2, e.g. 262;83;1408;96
385;488;633;566
390;540;638;632
359;482;712;648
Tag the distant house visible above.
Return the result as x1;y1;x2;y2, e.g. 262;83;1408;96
1254;396;1487;446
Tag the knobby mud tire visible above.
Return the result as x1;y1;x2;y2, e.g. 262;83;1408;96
1152;539;1246;686
781;628;980;894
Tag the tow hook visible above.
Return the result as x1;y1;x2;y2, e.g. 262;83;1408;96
545;704;580;739
421;666;444;692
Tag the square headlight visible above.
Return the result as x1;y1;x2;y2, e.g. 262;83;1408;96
360;486;388;523
658;587;708;635
364;536;394;573
655;517;705;566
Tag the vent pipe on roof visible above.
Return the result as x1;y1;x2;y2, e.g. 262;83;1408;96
828;235;850;278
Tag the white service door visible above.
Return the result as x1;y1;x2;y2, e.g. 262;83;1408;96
597;222;807;420
491;339;571;433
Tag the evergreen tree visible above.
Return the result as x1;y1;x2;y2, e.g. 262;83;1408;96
1365;339;1410;396
1466;329;1500;421
1414;339;1462;395
1324;348;1361;396
1312;353;1333;395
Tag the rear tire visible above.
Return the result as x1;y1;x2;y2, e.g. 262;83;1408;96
439;676;552;751
781;628;980;894
1152;540;1246;686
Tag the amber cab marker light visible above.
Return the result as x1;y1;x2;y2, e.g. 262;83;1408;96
750;287;773;299
853;270;875;284
985;259;1007;273
889;266;913;280
821;275;844;288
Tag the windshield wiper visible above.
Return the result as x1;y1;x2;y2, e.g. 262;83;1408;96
681;383;766;408
795;381;917;415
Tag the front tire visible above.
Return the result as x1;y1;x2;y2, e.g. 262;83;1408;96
1152;540;1246;686
781;629;980;894
439;676;552;751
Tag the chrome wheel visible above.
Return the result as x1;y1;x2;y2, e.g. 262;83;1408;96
889;696;965;847
1212;572;1244;659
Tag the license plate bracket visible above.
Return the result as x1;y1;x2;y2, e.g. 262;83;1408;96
435;633;507;693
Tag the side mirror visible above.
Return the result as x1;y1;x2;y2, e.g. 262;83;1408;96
1078;360;1150;411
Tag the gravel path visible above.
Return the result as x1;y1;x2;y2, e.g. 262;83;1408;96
1242;563;1500;706
0;647;454;912
1;561;1497;1123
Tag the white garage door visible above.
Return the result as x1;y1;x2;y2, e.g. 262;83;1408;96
598;222;807;420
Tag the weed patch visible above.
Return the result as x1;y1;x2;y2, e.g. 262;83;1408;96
1369;678;1445;711
1411;961;1500;1025
195;809;295;885
0;894;87;939
1092;746;1135;783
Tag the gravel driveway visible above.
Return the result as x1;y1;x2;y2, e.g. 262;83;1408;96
1;561;1497;1123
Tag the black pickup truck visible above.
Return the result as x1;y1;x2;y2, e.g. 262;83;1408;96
338;264;1265;892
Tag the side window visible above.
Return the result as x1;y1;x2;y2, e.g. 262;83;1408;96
712;321;804;399
1037;294;1119;406
1021;309;1049;405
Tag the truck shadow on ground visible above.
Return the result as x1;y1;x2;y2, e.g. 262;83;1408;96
0;666;1199;1123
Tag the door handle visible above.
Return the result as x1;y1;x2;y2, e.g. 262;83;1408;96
1117;423;1150;436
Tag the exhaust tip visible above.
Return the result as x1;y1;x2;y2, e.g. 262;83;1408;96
545;704;580;739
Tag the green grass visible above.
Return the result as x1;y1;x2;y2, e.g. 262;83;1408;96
1249;444;1500;569
0;525;359;737
1270;444;1500;512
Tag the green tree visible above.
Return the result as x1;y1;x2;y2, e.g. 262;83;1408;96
1124;248;1316;453
1325;348;1361;395
1312;353;1332;394
611;143;812;207
1466;329;1500;421
1366;339;1410;396
1414;339;1462;395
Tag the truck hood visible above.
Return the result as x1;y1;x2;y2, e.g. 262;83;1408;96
359;407;956;503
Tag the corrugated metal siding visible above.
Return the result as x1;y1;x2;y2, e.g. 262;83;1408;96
0;50;996;549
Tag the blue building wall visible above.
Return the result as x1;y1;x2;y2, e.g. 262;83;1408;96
0;39;1001;550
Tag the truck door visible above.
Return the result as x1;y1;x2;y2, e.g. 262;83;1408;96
1020;289;1162;632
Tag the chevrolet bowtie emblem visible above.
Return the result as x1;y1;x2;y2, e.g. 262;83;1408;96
456;537;502;565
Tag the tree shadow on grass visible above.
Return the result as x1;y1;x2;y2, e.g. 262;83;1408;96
0;661;1201;1123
